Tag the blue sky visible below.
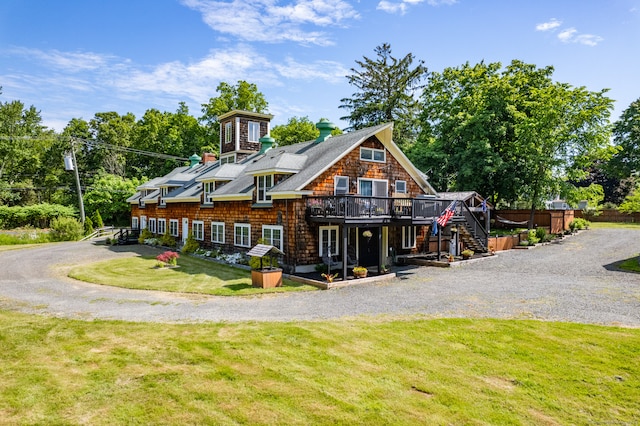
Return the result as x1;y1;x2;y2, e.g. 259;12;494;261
1;0;639;132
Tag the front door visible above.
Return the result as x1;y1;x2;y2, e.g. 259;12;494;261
182;218;189;243
358;227;379;267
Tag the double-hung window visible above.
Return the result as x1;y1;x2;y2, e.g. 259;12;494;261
248;121;260;142
169;219;179;237
319;225;339;256
262;225;283;250
234;223;251;247
395;180;407;194
211;222;225;244
192;221;204;241
132;217;139;229
257;175;273;203
149;218;157;234
203;181;214;205
360;147;386;162
160;187;169;206
157;219;166;235
402;226;416;249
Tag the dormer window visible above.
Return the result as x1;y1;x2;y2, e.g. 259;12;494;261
224;122;232;144
248;121;260;142
160;187;169;206
360;147;385;163
257;175;273;203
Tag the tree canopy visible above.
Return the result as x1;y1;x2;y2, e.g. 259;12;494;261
271;116;342;146
412;60;613;221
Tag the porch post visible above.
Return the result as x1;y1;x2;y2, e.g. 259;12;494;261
378;226;382;274
437;224;442;260
342;224;348;281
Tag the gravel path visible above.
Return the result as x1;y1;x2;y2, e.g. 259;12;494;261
1;228;639;325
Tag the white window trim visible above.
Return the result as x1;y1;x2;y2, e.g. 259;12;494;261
334;176;349;195
262;225;283;250
160;187;169;206
395;180;407;194
224;121;232;144
257;174;273;203
169;219;179;237
402;226;416;249
234;223;251;248
358;178;388;197
248;121;260;142
149;218;157;234
220;153;236;164
360;147;386;163
319;225;340;257
132;217;139;229
203;181;214;205
211;222;225;244
158;219;166;235
140;215;147;229
192;220;205;241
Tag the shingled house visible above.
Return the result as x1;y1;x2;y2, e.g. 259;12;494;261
128;110;488;279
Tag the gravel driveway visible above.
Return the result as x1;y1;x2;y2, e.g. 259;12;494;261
1;228;639;325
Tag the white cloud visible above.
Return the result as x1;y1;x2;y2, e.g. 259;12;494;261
377;0;456;15
535;18;562;32
557;27;603;46
8;47;116;72
180;0;359;46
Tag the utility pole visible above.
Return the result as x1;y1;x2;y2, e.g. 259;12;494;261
65;138;85;224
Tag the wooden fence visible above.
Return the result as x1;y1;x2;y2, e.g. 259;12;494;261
575;209;640;223
494;210;575;234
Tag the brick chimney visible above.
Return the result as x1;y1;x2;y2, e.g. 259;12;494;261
202;152;217;164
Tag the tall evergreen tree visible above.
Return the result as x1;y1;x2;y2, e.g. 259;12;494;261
339;43;428;147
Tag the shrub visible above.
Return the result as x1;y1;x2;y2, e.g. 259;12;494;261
138;228;153;244
569;218;591;232
156;251;179;266
84;216;94;235
92;210;104;228
461;249;474;258
535;227;547;241
527;230;540;245
181;232;199;254
49;217;84;241
159;230;177;248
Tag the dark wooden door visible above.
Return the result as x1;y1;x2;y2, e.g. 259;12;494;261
358;228;379;267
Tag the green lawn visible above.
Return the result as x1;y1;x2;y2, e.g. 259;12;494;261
590;221;640;229
0;312;638;424
619;256;640;273
68;252;317;296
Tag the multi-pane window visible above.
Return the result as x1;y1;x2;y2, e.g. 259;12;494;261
211;222;225;244
234;223;251;247
360;147;385;162
203;181;214;205
402;226;416;249
395;180;407;194
319;225;339;256
224;122;232;144
262;225;283;250
359;179;388;197
158;219;166;235
149;218;157;234
169;219;179;237
257;175;273;203
248;121;260;142
192;221;204;241
132;217;139;229
220;154;235;164
160;187;169;206
334;176;349;195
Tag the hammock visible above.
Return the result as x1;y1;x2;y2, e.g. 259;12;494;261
496;215;529;226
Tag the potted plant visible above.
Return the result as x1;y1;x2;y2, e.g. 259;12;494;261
380;265;390;274
352;266;368;278
321;272;338;283
461;249;474;260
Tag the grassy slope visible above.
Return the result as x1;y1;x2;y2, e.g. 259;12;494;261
0;312;638;425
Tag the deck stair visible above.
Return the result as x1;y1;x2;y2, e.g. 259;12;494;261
115;228;140;245
457;222;487;253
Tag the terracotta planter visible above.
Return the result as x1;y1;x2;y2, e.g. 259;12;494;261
353;269;368;279
251;268;283;288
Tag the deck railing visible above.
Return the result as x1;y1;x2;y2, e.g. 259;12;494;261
305;195;443;220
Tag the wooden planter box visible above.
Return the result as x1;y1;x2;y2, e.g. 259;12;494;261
251;268;283;288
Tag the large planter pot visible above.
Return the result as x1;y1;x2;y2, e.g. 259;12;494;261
353;269;368;279
251;268;283;288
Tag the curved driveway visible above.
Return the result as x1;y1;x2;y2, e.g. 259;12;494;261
1;228;639;325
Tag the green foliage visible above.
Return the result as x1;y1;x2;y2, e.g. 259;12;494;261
49;217;84;241
249;254;279;270
0;228;51;245
271;116;341;146
569;218;591;231
180;232;199;254
416;60;613;208
535;227;547;241
461;249;474;258
138;228;153;244
618;188;640;213
340;43;428;148
527;230;540;245
83;216;94;235
159;230;177;248
92;210;104;228
609;97;640;179
0;203;77;229
83;173;141;226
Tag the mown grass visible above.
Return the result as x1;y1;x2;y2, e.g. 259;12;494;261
0;229;51;245
68;253;317;296
590;221;640;229
0;311;638;424
619;256;640;273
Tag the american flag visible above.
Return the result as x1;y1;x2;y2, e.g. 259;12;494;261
436;201;457;227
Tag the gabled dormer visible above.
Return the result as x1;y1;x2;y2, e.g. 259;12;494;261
218;110;274;163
